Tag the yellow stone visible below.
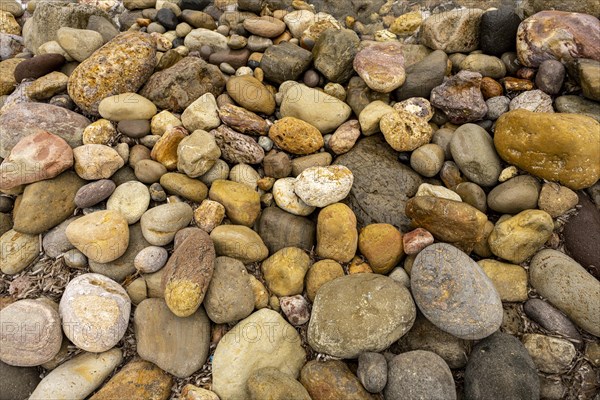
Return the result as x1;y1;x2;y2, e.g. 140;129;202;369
305;259;344;301
478;259;528;302
82;119;117;145
358;223;404;274
390;12;423;36
316;203;358;263
151;125;188;170
209;179;261;227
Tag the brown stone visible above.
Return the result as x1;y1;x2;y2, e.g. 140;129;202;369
226;75;275;115
503;77;534;91
208;179;260;227
516;11;600;68
480;77;503;99
353;41;405;93
218;103;269;135
430;70;487;124
358;223;403;274
89;359;173;400
406;196;488;252
213;125;265;165
161;228;215;317
316;203;358;263
151;126;188;171
494;110;600;190
403;227;435;255
300;360;374;400
0;131;73;190
269;117;324;155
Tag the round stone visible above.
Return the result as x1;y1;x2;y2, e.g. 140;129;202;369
98;93;157;122
106;181;151;224
140;202;193;246
410;143;445;177
0;299;62;367
293;165;354;208
261;247;311;297
358;223;403;274
268;117;324;155
134;246;168;273
59;273;131;352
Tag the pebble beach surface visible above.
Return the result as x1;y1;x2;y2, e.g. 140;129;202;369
0;0;599;399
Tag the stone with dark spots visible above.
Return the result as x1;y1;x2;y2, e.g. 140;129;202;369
334;135;422;231
156;8;178;30
257;206;315;254
260;42;312;85
212;125;264;164
309;0;385;23
464;332;540;400
563;192;600;279
208;48;251;70
430;70;488;124
479;8;521;56
13;54;65;83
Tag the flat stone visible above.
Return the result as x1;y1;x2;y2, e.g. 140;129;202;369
412;243;503;340
218;103;269;135
0;102;89;158
487;175;541;214
140;202;193;246
334;135;422;231
25;71;69;101
0;361;41;400
226;75;275;115
134;298;210;378
353;41;405;93
256;206;315;254
0;229;38;275
477;259;528;302
530;249;600;336
523;299;582;344
308;274;416;358
0;299;62;366
98;93;157;121
555;95;600;122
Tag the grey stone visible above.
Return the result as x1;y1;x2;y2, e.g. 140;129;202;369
535;59;565;95
334;135;422;231
464;332;540;400
260;42;312;85
479;8;521;56
485;96;510;120
487;175;541;214
42;217;78;258
523;299;582;345
563;193;600;279
257;206;315;254
357;352;387;393
555;95;600;122
385;351;456;400
0;361;42;400
395;50;447;101
412;243;503;340
312;28;359;83
431;71;488;124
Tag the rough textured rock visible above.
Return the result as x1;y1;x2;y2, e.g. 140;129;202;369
334;136;422;230
516;11;600;68
0;102;89;158
247;367;311;400
385;351;456;400
0;361;41;400
420;8;484;53
379;109;433;152
24;2;110;54
89;359;173;400
522;333;576;373
213;125;265;165
212;309;306;400
308;274;416;358
464;332;540;400
529;249;600;336
268;117;324;155
140;57;225;112
134;298;210;378
494;110;600;190
203;256;254;324
353;41;405;93
300;360;374;400
412;243;503;340
260;42;312;84
430;71;488;124
294;165;353;207
316;203;357;263
313;28;359;83
68;32;156;115
162;228;215;317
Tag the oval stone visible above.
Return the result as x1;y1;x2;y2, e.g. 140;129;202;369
450;123;501;187
411;243;503;340
68;31;157;115
294;165;353;208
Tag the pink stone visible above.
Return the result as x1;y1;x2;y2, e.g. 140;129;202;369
353;42;405;93
0;131;73;190
403;228;434;255
280;295;311;326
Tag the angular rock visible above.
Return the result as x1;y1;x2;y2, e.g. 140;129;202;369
522;334;576;373
218;103;269;135
313;28;359;83
308;274;416;358
177;129;221;178
260;42;312;85
379;109;433;152
181;93;220;132
140;57;225;113
353;41;405;93
431;71;487;124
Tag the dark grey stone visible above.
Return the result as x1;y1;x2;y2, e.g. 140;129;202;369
357;352;387;393
257;206;315;254
524;299;583;345
479;8;521;56
535;59;565;95
563;192;600;279
312;28;359;83
395;50;447;101
0;361;41;400
260;42;312;85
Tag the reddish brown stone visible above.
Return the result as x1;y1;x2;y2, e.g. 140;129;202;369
217;103;269;135
503;77;534;91
430;70;487;124
403;228;434;255
0;131;73;190
480;77;503;99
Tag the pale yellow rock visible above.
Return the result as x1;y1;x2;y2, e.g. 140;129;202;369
477;259;528;302
151;110;182;135
98;93;158;121
0;229;38;275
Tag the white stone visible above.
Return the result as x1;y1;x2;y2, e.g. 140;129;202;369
212;309;306;400
181;93;220;132
59;273;131;352
294;165;354;207
283;10;316;38
106;181;151;224
415;183;462;202
29;349;123;400
184;28;228;52
273;177;315;216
